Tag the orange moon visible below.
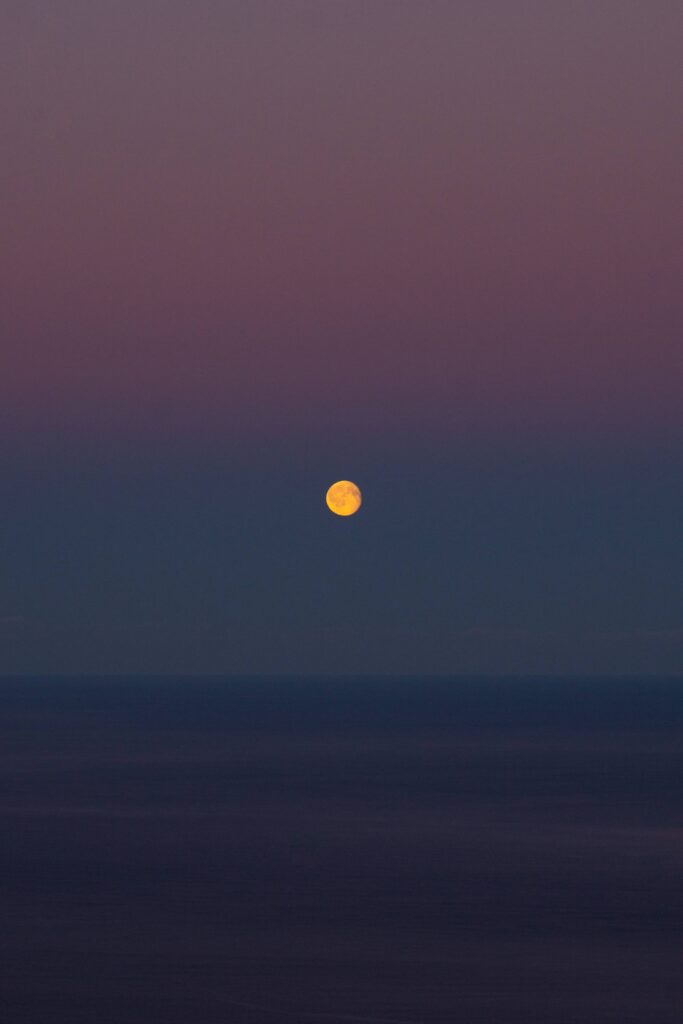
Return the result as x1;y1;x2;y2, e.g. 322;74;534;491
326;480;362;516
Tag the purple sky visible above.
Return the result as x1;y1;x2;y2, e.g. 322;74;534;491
3;1;682;455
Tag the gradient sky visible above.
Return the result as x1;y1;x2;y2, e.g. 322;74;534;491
2;1;682;673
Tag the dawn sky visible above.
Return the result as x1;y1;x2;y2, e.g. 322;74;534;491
2;1;682;673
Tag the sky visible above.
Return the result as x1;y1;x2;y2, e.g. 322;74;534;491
2;0;682;674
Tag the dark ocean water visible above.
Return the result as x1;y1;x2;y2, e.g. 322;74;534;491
1;676;682;1023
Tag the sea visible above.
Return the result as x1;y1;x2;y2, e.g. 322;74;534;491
1;676;682;1023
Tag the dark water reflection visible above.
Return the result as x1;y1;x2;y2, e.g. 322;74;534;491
1;677;682;1022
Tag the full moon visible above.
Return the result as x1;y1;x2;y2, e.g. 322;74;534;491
326;480;362;516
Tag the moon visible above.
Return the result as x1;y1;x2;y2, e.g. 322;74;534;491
326;480;362;516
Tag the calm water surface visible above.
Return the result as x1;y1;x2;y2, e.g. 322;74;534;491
1;676;682;1023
